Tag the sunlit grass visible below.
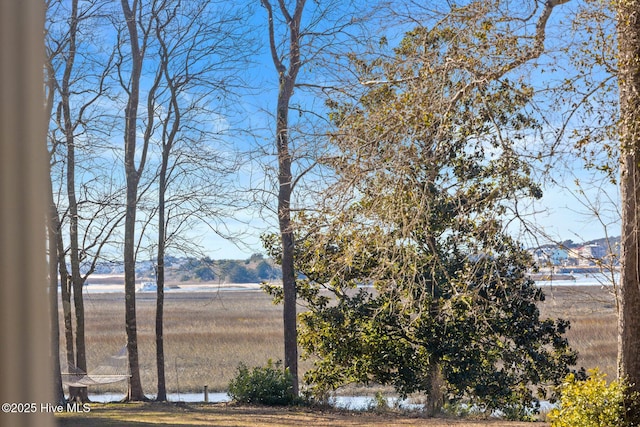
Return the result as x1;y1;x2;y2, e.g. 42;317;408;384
55;402;549;427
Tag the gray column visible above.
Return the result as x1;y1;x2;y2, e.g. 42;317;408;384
0;1;54;426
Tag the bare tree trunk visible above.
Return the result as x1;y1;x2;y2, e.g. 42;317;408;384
53;226;78;401
616;0;640;418
425;363;445;417
45;40;66;406
70;280;88;402
153;71;175;403
618;156;640;416
276;97;299;396
261;0;307;396
155;159;168;401
47;170;66;405
58;241;74;381
59;0;89;402
154;23;173;401
124;188;145;400
155;253;166;401
121;0;146;401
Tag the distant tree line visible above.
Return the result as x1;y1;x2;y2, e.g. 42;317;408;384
178;255;281;284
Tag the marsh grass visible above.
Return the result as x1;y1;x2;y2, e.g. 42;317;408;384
68;290;300;395
65;284;617;398
537;285;617;379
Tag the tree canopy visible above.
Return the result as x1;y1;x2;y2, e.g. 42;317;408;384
264;10;578;416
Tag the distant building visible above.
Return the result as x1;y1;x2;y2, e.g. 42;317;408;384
570;244;607;266
531;247;569;267
530;239;619;269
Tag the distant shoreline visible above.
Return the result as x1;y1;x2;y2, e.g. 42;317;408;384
527;273;576;281
71;274;266;293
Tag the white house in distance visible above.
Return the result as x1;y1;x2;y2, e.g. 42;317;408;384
530;243;610;267
567;244;608;266
530;247;569;266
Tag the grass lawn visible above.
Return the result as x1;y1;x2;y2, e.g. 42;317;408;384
55;402;549;427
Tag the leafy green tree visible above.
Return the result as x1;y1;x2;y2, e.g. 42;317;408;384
264;3;577;416
282;227;576;417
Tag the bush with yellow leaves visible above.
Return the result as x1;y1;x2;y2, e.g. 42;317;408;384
548;368;634;427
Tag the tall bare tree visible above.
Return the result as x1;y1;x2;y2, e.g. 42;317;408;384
120;0;151;401
564;1;640;417
46;0;123;403
260;0;306;395
44;2;75;393
149;0;252;400
118;0;247;400
45;16;65;405
616;0;640;417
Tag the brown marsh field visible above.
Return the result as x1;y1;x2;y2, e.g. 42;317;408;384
63;282;618;395
537;284;617;380
67;288;288;395
57;282;617;425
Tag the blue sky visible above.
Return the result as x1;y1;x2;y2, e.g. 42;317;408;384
48;0;620;261
200;0;622;259
202;1;620;259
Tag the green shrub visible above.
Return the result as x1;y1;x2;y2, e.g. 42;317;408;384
227;360;296;406
548;368;630;427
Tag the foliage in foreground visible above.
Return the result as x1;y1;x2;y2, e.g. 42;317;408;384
264;8;578;420
266;228;577;419
548;369;637;427
227;360;297;406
